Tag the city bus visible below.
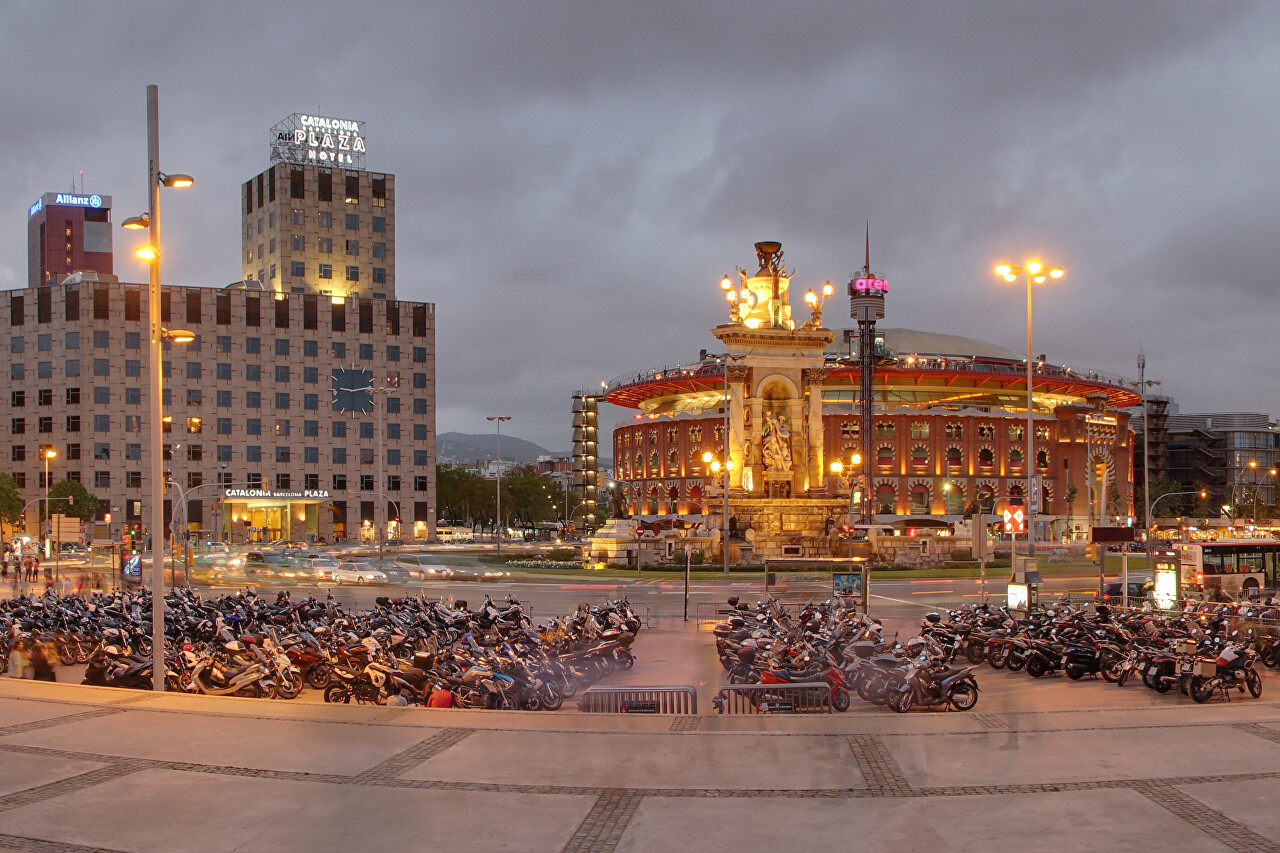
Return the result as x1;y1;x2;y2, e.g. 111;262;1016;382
1174;539;1280;596
435;525;475;543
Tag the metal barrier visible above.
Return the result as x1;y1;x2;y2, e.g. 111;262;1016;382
713;682;834;714
578;685;697;714
695;601;811;626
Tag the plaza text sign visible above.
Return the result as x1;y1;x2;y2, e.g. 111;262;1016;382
270;113;366;167
223;489;331;501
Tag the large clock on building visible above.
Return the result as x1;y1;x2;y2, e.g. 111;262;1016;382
331;367;374;412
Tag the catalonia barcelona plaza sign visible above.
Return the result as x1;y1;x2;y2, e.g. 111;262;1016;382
223;489;331;501
269;113;366;169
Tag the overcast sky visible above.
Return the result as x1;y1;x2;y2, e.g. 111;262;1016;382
4;2;1278;452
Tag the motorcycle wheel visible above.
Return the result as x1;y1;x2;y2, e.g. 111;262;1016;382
275;673;304;700
855;678;877;703
1065;665;1085;681
614;650;635;670
987;647;1007;670
1142;667;1159;690
888;689;913;714
831;688;851;712
1178;674;1193;697
1117;667;1132;688
1154;678;1173;694
306;665;332;691
1026;658;1047;679
1101;660;1124;684
965;644;986;665
1007;654;1025;673
1190;676;1215;704
1262;650;1278;669
949;683;978;711
1246;669;1263;698
540;681;564;711
324;684;352;704
559;676;577;698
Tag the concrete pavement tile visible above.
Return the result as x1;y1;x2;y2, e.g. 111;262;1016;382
0;753;107;798
1177;778;1280;843
402;730;865;790
0;698;96;729
0;768;594;853
615;789;1229;853
886;726;1280;788
0;710;434;775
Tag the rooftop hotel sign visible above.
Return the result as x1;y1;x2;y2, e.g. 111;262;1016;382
270;113;366;169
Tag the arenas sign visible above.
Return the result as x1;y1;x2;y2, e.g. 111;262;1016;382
269;113;366;168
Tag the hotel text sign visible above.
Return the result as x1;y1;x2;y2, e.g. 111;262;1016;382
270;114;366;168
223;489;331;500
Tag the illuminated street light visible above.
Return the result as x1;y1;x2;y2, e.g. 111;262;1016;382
993;260;1065;557
120;84;194;692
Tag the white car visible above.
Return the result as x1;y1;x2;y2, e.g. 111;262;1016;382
330;562;388;584
302;554;341;577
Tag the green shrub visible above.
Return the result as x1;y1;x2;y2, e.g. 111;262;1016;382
546;548;578;562
950;548;972;561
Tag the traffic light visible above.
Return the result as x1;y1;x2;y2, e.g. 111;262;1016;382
1086;544;1097;561
103;513;111;523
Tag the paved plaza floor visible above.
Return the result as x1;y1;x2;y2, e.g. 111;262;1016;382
0;619;1278;852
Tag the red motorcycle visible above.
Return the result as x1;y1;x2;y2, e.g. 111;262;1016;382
758;652;851;711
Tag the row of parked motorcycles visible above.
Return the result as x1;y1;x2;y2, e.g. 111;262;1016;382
1;588;642;710
912;599;1271;704
712;596;981;713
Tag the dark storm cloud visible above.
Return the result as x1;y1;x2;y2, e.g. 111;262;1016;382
3;1;1279;449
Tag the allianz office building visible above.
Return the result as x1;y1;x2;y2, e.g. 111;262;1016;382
1;277;437;544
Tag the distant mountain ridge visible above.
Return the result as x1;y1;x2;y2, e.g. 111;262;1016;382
437;432;565;464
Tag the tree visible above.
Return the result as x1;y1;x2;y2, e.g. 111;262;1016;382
0;473;22;531
47;479;100;523
1192;482;1213;518
1137;479;1182;525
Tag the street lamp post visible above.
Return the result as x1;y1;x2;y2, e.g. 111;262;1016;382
702;451;733;575
42;449;57;560
487;416;511;552
121;84;194;692
1132;353;1161;571
995;261;1065;558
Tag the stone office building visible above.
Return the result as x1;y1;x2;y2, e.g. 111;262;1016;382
4;114;437;545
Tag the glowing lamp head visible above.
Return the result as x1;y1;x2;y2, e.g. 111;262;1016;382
851;453;862;465
121;214;149;230
804;289;817;306
1026;261;1042;274
135;246;158;260
710;460;721;473
1003;273;1017;282
725;290;736;304
702;451;713;463
43;449;57;460
829;461;843;474
161;173;194;188
164;328;196;344
720;275;733;291
822;281;834;297
1049;268;1064;279
995;264;1012;277
1033;274;1046;284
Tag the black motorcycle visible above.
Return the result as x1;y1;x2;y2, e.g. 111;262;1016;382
887;660;980;713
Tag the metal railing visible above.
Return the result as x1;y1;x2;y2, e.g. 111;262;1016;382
578;685;697;714
714;682;834;714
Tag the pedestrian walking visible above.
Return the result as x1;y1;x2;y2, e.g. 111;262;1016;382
7;639;33;679
28;643;56;682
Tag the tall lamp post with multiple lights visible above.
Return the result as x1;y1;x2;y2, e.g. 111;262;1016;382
994;261;1064;557
487;416;511;552
121;84;194;691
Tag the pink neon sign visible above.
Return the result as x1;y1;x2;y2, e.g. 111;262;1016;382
850;277;889;294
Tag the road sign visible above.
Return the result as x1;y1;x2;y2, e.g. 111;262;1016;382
1003;507;1025;534
1091;526;1134;543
